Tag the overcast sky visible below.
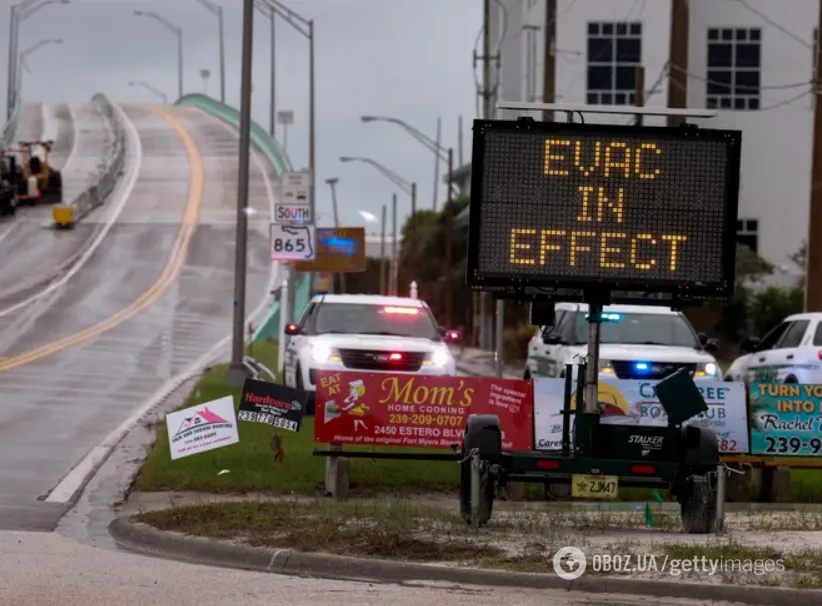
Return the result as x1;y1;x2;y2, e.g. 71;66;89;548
2;0;482;230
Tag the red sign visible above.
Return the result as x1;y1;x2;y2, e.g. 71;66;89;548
314;371;533;451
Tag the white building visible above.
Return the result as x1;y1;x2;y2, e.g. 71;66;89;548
481;0;816;277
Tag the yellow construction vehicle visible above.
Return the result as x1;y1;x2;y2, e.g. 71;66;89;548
17;140;62;205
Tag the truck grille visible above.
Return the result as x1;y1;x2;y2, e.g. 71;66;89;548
612;361;696;380
339;349;425;372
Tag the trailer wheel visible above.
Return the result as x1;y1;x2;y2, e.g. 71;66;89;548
459;414;501;526
680;474;717;534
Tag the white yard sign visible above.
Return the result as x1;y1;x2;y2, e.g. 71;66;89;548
166;396;240;460
270;223;316;261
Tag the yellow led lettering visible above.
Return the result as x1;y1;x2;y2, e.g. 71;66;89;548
596;187;624;223
577;186;595;222
661;234;688;270
631;234;657;270
569;231;596;266
635;143;661;179
544;139;570;176
509;228;537;264
603;141;631;178
573;140;601;177
539;230;565;264
600;232;626;268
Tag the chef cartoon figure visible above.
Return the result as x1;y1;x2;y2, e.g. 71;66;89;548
342;379;369;416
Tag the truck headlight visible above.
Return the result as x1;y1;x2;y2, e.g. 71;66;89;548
694;362;718;378
426;347;452;368
311;344;340;363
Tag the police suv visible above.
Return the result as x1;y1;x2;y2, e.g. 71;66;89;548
724;312;822;383
282;294;458;412
524;302;721;382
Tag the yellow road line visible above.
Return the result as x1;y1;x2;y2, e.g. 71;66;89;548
0;105;205;373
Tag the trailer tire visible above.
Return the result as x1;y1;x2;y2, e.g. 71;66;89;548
459;414;500;526
680;474;717;534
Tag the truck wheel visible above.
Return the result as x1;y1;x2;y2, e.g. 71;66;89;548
295;364;315;416
459;414;501;526
680;474;717;534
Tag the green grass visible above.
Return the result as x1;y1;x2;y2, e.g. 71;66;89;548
134;340;462;496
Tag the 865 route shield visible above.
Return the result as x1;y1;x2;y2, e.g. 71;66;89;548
314;371;533;451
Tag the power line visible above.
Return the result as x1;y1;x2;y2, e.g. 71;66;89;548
731;0;813;49
668;62;813;93
668;76;812;111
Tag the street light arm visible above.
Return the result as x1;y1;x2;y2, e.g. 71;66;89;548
21;37;61;58
194;0;221;16
340;156;412;195
362;115;449;162
19;0;69;22
254;0;273;17
265;0;310;27
134;10;181;36
129;81;167;104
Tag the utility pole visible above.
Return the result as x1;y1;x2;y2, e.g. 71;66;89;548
634;65;646;126
667;0;689;128
326;177;345;294
805;0;822;311
445;148;454;329
410;182;417;283
542;0;557;122
226;0;255;386
458;116;464;165
380;204;387;295
432;117;442;210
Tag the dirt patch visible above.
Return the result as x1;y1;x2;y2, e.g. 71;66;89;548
137;499;822;588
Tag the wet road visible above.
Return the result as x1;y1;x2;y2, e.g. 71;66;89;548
0;531;742;606
0;102;106;300
0;104;275;531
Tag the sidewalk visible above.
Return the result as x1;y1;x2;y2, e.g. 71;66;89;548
451;345;521;379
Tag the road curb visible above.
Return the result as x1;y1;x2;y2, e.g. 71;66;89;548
108;515;822;605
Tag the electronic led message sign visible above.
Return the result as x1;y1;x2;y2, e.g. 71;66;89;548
465;120;742;298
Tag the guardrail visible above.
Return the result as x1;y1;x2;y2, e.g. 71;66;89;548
173;93;309;343
52;94;126;229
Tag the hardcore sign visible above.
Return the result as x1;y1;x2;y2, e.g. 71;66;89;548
467;121;741;295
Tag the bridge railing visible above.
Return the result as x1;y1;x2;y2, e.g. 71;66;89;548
52;94;126;228
173;93;310;344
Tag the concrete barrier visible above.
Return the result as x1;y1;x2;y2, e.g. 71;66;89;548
52;94;126;228
173;93;311;342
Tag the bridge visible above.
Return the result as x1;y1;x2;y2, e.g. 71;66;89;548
0;92;308;531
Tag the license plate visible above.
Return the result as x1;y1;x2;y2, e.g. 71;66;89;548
571;474;619;499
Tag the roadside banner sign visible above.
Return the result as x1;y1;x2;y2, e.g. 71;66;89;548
279;170;311;207
239;378;308;433
294;227;366;273
270;224;316;261
533;378;749;454
313;371;533;451
166;396;239;460
749;383;822;456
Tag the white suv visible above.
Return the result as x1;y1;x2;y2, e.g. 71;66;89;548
524;302;721;382
282;294;457;412
724;312;822;383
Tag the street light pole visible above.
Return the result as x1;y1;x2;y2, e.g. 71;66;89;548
134;10;184;100
325;177;345;294
254;0;277;138
194;0;225;103
226;0;256;387
7;0;69;121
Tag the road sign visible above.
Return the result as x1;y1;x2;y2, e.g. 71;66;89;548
277;110;294;125
465;119;742;299
280;171;311;208
270;224;316;261
274;203;313;225
294;227;366;273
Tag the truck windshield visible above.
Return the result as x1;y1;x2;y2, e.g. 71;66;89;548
312;303;440;339
572;312;699;348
